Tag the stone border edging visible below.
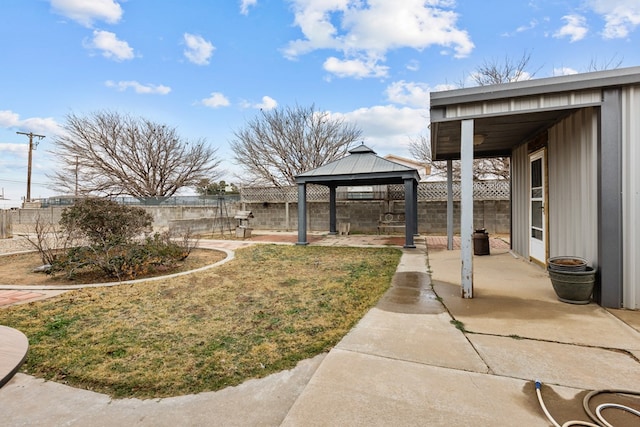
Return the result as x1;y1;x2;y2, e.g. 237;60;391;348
0;247;235;291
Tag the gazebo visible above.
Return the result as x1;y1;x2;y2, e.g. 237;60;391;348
294;144;421;248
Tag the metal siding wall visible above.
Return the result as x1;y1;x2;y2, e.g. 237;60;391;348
443;90;601;119
511;143;529;257
622;86;640;309
547;108;598;265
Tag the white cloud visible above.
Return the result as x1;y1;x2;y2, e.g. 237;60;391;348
183;33;215;65
50;0;123;27
0;143;27;156
406;60;420;72
0;110;63;136
0;110;20;128
240;0;257;15
240;96;278;110
587;0;640;39
202;92;231;108
323;57;389;79
553;67;579;76
283;0;473;79
332;105;428;157
254;96;278;110
105;80;171;95
84;30;134;61
19;117;64;136
517;19;539;33
554;14;588;42
502;19;540;38
433;82;457;92
385;81;430;108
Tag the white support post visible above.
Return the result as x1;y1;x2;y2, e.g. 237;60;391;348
447;159;454;250
460;120;474;298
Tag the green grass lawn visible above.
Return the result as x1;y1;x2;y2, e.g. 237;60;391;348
0;244;401;398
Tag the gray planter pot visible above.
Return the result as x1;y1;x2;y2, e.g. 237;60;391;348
548;256;587;272
547;266;596;304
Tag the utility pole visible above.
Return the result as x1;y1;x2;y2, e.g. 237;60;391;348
16;131;46;202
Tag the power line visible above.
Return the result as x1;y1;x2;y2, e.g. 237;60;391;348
0;178;48;185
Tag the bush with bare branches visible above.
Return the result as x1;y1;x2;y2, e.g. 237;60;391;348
26;198;200;280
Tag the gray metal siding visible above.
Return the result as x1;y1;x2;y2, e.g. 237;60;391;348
622;85;640;309
444;89;602;119
547;108;599;266
511;143;529;258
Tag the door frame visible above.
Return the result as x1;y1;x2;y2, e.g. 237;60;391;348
529;148;548;265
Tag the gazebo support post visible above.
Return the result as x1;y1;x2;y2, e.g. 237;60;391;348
403;178;416;248
296;183;308;245
328;185;337;235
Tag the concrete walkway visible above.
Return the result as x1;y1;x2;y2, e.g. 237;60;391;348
1;235;639;426
280;244;637;426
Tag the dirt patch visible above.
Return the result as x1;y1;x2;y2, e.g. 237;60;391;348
0;249;227;286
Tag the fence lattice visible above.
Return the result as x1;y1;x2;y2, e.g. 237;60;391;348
240;180;510;202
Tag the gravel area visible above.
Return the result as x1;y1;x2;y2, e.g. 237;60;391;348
0;236;34;255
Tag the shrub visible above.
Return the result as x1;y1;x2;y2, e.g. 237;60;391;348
28;198;198;281
59;198;152;247
23;216;77;268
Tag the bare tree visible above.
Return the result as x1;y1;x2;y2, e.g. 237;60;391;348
409;133;510;181
586;54;623;72
49;111;221;201
438;52;535;180
471;50;538;86
230;104;362;186
408;133;432;165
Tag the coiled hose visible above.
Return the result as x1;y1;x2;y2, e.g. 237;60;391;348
536;381;640;427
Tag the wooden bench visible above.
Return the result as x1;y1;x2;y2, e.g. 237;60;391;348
377;212;405;234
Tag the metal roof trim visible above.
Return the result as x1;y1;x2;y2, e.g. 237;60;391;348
430;66;640;107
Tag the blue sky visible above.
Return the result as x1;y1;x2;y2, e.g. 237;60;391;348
1;0;640;207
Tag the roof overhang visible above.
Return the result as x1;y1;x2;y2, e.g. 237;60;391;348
430;66;640;161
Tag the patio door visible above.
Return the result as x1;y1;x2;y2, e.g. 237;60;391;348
529;150;546;264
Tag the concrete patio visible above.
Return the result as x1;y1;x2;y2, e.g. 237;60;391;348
280;244;640;426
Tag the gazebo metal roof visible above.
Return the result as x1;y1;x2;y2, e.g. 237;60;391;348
295;144;420;186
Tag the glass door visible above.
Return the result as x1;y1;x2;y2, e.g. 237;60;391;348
529;150;546;263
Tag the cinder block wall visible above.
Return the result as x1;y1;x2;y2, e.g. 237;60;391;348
7;199;511;235
240;200;510;234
